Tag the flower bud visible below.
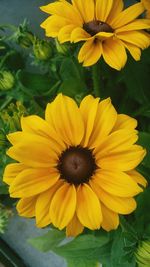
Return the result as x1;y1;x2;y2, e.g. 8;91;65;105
0;204;12;234
33;39;53;60
55;39;69;55
17;31;34;48
135;240;150;266
0;71;15;91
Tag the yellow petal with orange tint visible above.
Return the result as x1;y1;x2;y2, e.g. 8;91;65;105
117;31;150;49
102;38;127;70
92;169;142;197
112;114;137;131
3;163;26;185
107;0;124;24
80;95;100;147
97;145;146;171
36;180;63;228
101;203;119;231
127;170;147;188
7;133;59;168
50;183;76;230
45;94;84;146
71;27;91;43
66;213;84;237
9;168;59;198
76;183;102;230
58;24;76;43
17;196;37;218
90;181;137;214
111;2;145;29
72;0;95;22
96;0;113;21
88;98;117;148
78;39;102;67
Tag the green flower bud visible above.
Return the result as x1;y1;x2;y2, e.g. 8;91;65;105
55;39;69;55
135;240;150;267
17;31;34;48
0;204;12;234
0;71;15;91
33;39;53;60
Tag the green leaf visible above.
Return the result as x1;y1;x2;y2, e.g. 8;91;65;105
59;57;88;98
54;233;109;260
28;229;65;252
138;132;150;168
17;71;54;96
67;259;100;267
121;53;150;105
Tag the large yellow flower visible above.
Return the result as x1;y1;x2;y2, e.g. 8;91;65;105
40;0;150;70
3;94;147;237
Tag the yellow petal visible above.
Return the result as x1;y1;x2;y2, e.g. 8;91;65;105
3;163;26;185
90;182;137;214
7;133;59;168
40;1;82;25
101;203;119;231
98;145;146;171
107;0;124;24
35;180;63;228
80;95;100;147
72;0;95;22
88;98;117;148
58;24;76;43
127;170;147;188
96;32;114;40
91;169;142;198
96;0;113;21
76;183;102;230
71;27;91;43
17;196;37;218
116;31;150;49
9;168;59;198
94;129;138;156
116;19;150;33
123;42;141;61
50;183;76;230
112;114;137;131
45;94;84;146
78;39;102;67
102;38;127;70
111;2;145;29
66;213;84;237
41;15;69;38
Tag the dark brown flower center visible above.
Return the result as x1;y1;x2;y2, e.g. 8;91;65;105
83;20;113;36
58;147;97;185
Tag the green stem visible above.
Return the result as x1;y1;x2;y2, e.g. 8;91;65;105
92;63;101;97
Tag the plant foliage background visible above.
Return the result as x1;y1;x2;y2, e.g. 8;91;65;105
0;0;150;267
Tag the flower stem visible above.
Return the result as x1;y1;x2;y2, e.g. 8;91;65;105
92;63;101;97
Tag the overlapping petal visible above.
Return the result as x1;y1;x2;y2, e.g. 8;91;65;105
50;183;76;230
76;184;102;230
66;213;84;237
101;203;119;231
17;196;37;218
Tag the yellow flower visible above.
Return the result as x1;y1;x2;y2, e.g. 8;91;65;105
3;94;147;236
40;0;150;70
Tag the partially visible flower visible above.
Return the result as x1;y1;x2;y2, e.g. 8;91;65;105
3;94;147;237
40;0;150;70
33;39;53;60
135;240;150;266
0;71;15;91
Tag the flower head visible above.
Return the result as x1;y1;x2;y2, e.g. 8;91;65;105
3;94;147;236
40;0;150;70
